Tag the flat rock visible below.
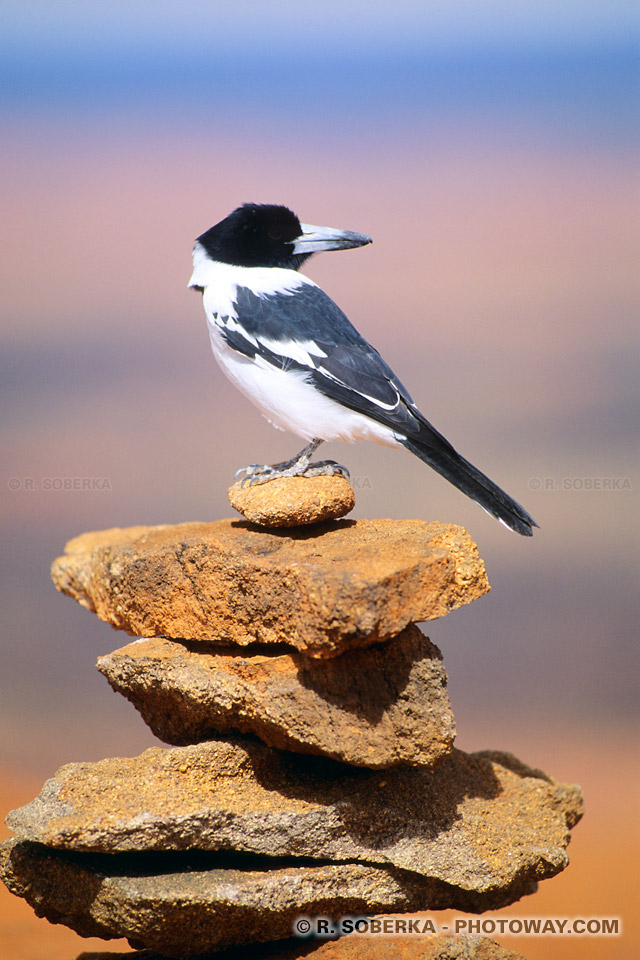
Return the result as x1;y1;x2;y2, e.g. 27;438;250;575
0;838;534;958
51;519;490;657
228;475;355;527
96;627;456;768
0;839;439;957
4;738;583;895
75;933;526;959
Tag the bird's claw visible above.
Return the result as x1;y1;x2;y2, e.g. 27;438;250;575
234;463;269;481
239;467;278;488
235;462;289;487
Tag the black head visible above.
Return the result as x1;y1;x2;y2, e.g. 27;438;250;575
195;203;371;271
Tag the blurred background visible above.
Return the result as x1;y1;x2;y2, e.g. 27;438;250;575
1;2;638;958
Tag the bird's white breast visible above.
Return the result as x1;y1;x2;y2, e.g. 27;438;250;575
206;322;399;446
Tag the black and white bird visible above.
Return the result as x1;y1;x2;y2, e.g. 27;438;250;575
189;203;537;536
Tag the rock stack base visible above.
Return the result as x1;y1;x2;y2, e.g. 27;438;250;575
0;514;583;958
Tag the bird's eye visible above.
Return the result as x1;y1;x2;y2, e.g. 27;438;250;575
268;230;282;240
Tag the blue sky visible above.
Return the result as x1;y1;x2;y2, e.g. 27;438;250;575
3;1;638;52
2;1;638;149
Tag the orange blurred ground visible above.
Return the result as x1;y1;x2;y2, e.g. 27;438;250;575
1;728;637;960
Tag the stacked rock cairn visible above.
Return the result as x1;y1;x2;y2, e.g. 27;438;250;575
0;476;583;959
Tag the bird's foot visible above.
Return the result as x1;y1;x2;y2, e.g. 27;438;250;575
234;439;349;487
234;457;299;485
298;459;351;480
234;462;289;486
235;459;350;487
234;460;350;487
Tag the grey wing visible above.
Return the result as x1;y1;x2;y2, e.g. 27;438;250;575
229;282;420;432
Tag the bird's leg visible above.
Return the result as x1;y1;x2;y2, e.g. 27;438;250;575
235;439;351;486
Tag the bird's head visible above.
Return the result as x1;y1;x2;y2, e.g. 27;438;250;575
194;203;372;271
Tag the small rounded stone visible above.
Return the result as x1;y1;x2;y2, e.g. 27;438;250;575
227;475;355;528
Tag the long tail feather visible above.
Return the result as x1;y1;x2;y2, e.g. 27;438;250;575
400;432;538;536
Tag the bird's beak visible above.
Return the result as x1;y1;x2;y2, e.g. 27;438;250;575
292;223;372;256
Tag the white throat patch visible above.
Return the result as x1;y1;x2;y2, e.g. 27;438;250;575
189;243;315;318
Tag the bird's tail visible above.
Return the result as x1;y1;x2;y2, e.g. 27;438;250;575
400;427;538;536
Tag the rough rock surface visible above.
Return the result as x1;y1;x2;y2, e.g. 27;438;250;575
76;933;526;959
0;839;441;956
51;519;490;657
0;839;532;957
96;627;456;768
5;739;583;894
228;475;355;527
0;840;531;958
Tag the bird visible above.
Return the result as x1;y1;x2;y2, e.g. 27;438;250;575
189;202;537;536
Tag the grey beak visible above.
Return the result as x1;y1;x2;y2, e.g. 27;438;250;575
292;223;372;256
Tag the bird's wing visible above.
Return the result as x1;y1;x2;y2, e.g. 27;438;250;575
222;282;425;436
